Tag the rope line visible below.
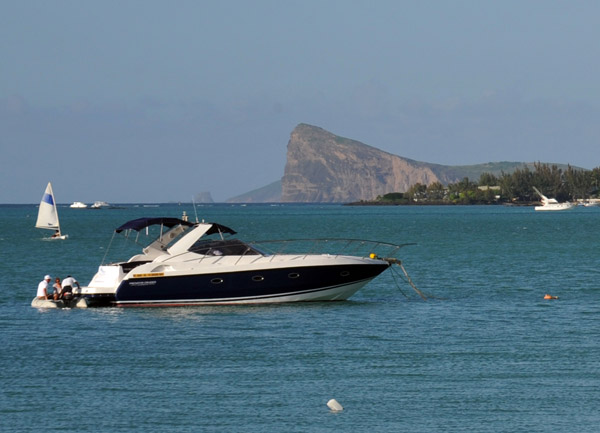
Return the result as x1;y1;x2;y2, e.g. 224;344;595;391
389;262;410;299
382;257;441;301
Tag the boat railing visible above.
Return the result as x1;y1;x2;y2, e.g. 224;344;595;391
247;238;414;261
153;238;414;265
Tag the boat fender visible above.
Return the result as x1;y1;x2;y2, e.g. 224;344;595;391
327;399;343;412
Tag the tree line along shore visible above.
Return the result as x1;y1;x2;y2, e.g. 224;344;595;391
347;163;600;206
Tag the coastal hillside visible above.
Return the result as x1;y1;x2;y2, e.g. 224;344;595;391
226;180;282;203
227;123;564;203
280;124;532;203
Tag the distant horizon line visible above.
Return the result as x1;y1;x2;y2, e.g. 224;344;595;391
0;202;341;206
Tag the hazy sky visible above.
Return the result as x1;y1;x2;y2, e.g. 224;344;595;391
2;0;599;203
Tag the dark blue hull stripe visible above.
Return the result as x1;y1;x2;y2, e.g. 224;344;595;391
111;263;389;307
114;277;373;306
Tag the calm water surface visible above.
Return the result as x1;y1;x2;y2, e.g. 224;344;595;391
1;204;599;432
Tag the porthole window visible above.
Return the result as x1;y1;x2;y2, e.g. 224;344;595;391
211;278;223;284
288;273;300;279
252;275;264;282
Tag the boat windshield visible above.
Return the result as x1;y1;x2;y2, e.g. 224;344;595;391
188;239;262;256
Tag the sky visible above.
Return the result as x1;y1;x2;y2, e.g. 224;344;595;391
2;0;599;203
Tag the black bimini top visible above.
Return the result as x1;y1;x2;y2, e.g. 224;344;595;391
115;217;195;233
204;223;237;236
115;217;236;236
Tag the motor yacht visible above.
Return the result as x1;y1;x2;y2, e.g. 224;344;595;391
80;217;408;307
533;187;575;211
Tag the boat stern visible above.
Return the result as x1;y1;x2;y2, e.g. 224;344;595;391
80;265;124;306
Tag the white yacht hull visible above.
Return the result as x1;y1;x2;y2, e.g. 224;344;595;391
534;203;575;211
112;279;372;307
82;256;390;307
533;187;575;211
79;217;404;308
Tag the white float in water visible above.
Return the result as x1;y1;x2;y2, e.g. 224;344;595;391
327;399;343;412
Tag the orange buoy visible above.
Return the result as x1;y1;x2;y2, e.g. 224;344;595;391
544;294;558;300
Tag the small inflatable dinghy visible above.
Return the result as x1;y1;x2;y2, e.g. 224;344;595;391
31;297;88;309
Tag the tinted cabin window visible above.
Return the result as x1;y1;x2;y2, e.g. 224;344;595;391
188;239;260;256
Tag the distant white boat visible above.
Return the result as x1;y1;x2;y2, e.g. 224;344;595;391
36;182;68;240
70;201;88;209
533;187;575;211
91;201;110;209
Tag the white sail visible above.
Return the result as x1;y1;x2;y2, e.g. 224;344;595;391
35;182;60;231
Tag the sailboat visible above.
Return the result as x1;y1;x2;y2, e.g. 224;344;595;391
36;182;68;240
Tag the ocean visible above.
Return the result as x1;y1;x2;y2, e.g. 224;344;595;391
1;204;599;432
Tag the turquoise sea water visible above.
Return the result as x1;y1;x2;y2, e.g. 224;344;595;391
1;204;599;432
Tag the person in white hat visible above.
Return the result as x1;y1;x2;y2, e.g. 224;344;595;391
37;275;52;299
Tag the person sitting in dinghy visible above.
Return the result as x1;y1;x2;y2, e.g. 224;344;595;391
36;275;51;300
60;275;81;299
52;277;62;300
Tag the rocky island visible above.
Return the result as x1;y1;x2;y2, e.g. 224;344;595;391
226;123;592;204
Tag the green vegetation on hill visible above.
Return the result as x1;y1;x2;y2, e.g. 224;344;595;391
426;161;575;186
351;163;600;205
